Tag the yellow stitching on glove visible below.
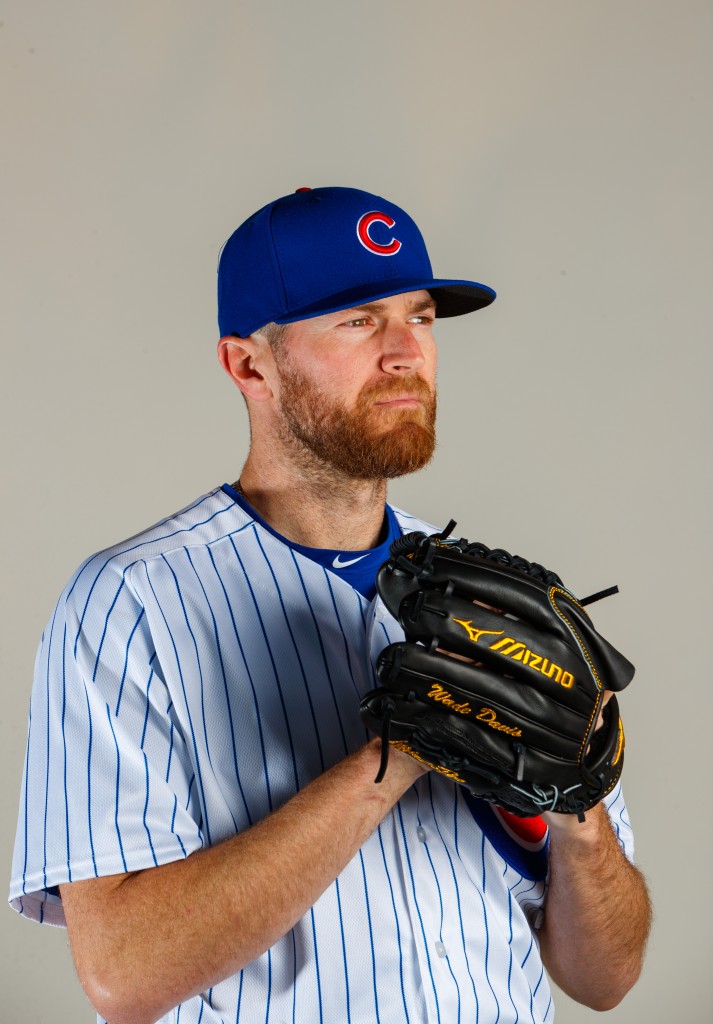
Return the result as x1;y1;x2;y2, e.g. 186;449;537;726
548;585;604;764
389;740;467;784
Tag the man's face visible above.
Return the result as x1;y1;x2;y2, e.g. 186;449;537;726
271;290;438;479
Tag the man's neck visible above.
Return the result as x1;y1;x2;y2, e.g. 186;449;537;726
235;457;389;551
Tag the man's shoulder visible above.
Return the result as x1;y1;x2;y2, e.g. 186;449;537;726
61;485;247;606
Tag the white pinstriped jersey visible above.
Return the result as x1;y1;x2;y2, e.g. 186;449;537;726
10;485;634;1023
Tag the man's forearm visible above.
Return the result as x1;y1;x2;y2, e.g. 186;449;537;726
538;802;652;1010
61;741;423;1024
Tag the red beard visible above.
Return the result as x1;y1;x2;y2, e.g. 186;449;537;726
275;364;437;480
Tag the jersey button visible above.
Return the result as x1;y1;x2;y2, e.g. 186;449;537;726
416;826;427;843
435;941;448;958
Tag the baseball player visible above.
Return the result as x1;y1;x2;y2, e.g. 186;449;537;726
10;186;651;1024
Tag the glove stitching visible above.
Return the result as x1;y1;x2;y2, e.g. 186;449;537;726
548;586;603;766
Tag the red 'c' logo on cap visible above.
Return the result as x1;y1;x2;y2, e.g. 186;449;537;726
356;211;402;256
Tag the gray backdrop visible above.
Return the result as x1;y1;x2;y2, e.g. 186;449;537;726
2;1;711;1020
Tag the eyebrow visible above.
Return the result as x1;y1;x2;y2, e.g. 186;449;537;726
350;296;437;316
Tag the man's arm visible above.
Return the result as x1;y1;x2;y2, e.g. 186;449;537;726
60;741;424;1024
538;802;652;1010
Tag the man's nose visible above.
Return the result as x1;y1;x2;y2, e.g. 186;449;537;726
380;322;426;374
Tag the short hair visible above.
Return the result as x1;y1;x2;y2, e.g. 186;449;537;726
231;322;290;350
256;322;290;351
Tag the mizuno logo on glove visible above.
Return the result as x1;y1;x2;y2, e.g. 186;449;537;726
452;618;575;689
451;619;504;644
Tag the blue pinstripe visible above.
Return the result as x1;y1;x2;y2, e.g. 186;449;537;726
171;795;186;856
323;570;360;694
165;719;175;782
115;605;146;715
376;824;411;1024
185;547;251;826
164;553;222;800
82;683;98;876
532;963;545;1008
144;558;213;845
92;576;126;682
526;952;538;1024
254;531;326;772
505;883;519;1024
139;661;155;749
515;877;541;903
230;536;301;793
357;848;382;1024
334;877;353;1024
61;622;72;882
21;707;32;893
396;803;442;1024
521;930;535;969
264;948;272;1024
207;545;267;817
309;908;324;1024
290;930;297;1024
475;831;500;1021
43;607;58;890
106;705;128;873
235;970;244;1024
184;773;196;812
142;752;158;867
291;551;349;754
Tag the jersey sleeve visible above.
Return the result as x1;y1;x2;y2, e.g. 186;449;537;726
9;557;205;927
602;778;635;862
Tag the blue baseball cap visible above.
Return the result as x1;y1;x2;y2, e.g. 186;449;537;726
218;186;496;337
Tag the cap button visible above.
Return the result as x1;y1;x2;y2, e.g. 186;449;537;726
295;187;312;193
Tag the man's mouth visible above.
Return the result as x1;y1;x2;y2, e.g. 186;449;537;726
373;394;423;407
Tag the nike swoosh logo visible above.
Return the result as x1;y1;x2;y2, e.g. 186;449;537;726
332;553;369;569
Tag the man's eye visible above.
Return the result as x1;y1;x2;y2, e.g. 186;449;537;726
344;318;370;327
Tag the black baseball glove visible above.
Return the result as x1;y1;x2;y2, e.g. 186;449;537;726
360;524;635;819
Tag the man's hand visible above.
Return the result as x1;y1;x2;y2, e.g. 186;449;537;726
539;801;652;1010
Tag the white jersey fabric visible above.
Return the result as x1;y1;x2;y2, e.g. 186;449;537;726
10;485;634;1023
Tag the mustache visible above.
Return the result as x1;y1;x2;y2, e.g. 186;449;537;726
358;375;435;403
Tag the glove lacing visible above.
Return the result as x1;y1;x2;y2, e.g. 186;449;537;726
374;698;396;784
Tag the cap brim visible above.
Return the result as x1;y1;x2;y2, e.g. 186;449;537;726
270;277;495;327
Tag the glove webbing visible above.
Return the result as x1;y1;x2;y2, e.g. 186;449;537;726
390;525;618;606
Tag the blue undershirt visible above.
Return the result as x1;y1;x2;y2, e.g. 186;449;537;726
222;483;401;600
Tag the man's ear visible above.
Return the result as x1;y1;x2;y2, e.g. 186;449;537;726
217;335;275;402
